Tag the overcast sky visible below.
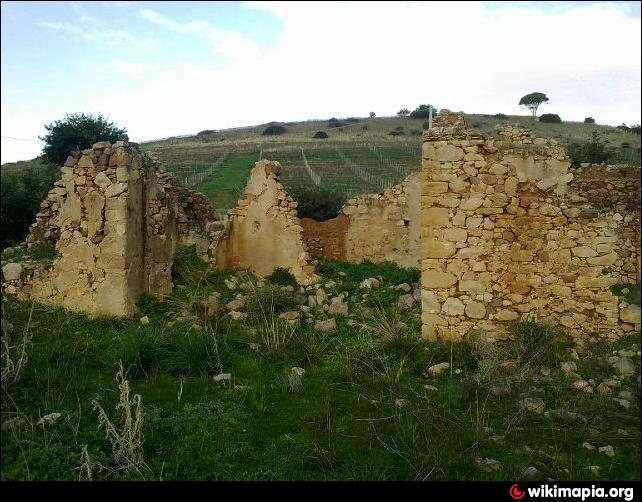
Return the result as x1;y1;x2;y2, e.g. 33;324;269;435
1;0;640;163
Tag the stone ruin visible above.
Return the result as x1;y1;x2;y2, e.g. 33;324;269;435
420;110;640;341
1;111;640;341
301;172;421;268
211;160;319;285
2;140;224;317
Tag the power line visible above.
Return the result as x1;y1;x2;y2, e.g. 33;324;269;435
1;136;42;143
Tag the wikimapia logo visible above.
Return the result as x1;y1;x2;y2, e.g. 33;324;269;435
509;484;635;501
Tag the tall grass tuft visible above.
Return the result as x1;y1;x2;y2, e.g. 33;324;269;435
245;282;298;354
1;303;34;388
92;361;148;476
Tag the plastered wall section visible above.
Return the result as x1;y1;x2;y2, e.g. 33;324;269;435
420;112;641;341
213;160;319;285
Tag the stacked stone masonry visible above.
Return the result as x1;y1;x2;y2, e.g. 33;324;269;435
300;172;421;268
420;110;641;341
2;141;224;317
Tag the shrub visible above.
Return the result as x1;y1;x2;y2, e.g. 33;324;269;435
1;163;60;249
327;118;343;128
388;130;405;136
345;117;360;123
567;131;613;165
584;117;595;124
410;104;438;119
267;267;298;287
289;186;346;221
494;113;508;120
630;124;641;135
40;113;127;166
616;124;631;132
262;124;287;136
197;129;216;136
422;121;430;129
313;131;328;139
539;113;562;123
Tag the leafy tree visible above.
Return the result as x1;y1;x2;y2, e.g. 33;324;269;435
369;112;376;118
584;117;595;124
518;92;549;117
397;108;410;118
40;113;127;166
410;104;437;119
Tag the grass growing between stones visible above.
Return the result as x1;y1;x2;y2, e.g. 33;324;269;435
1;247;640;481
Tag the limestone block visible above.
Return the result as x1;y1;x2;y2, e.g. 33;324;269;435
423;270;457;288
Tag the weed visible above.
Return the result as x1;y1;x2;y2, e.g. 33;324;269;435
92;361;148;476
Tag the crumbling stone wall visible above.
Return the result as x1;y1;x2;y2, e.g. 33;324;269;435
301;214;349;261
300;172;421;267
2;141;221;317
570;164;641;212
420;110;641;342
213;160;319;285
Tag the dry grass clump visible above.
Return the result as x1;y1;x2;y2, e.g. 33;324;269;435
92;361;148;476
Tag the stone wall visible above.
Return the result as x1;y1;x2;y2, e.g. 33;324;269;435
420;110;641;342
2;141;222;317
301;172;421;268
569;164;641;212
212;160;319;285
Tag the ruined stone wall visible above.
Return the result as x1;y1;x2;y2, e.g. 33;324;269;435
300;172;421;267
420;110;641;342
213;160;319;285
300;214;348;261
569;164;641;212
2;141;222;317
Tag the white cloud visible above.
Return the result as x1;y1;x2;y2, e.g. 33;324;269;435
3;1;639;162
138;8;261;62
37;19;157;50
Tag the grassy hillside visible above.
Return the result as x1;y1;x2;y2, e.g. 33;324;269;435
2;246;640;480
2;113;639;245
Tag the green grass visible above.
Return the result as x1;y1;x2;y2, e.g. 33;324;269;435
191;151;259;208
2;246;639;480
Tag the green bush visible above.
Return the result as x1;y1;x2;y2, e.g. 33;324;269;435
267;267;298;287
494;113;508;120
313;131;328;139
539;113;562;123
0;164;60;250
584;117;595;124
327;118;343;128
567;131;613;165
289;186;346;221
410;104;438;119
262;124;287;136
40;113;127;166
